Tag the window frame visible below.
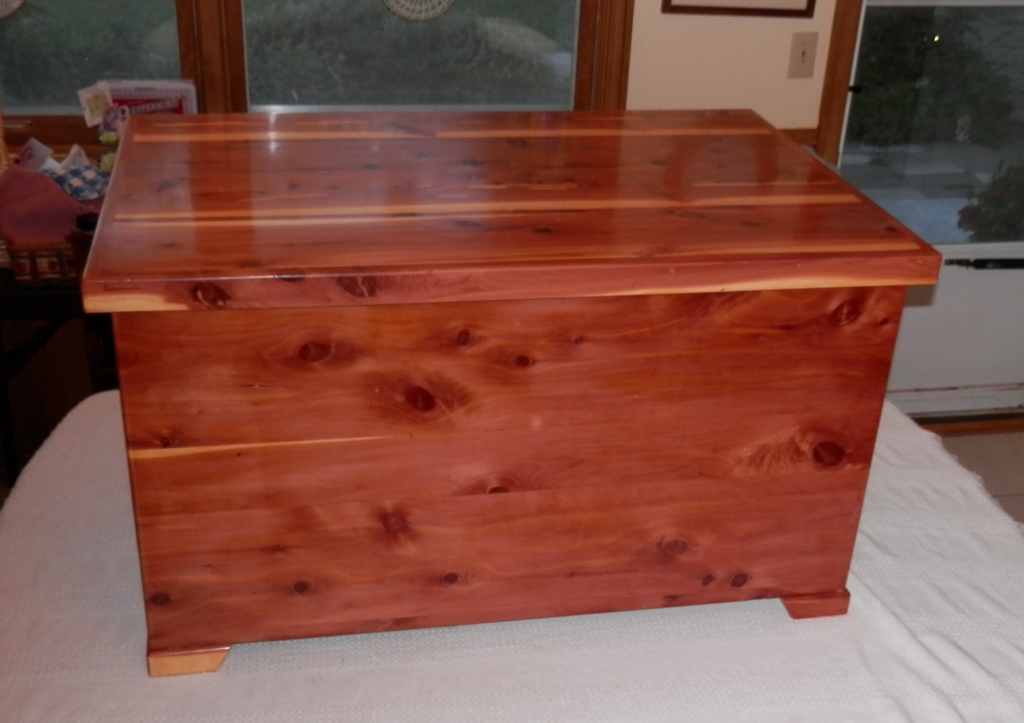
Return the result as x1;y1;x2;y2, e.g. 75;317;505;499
2;0;635;153
815;0;862;164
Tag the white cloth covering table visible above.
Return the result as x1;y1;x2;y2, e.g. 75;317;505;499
2;392;1024;722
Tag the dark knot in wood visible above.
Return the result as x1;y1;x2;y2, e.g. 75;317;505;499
702;575;716;587
462;473;520;496
299;341;331;363
812;441;846;468
191;282;230;309
380;510;410;537
292;581;311;594
661;538;689;556
442;572;460;585
830;297;865;326
405;386;437;412
511;354;535;368
336;275;379;299
730;573;750;587
150;593;171;606
455;329;473;346
158;434;179;449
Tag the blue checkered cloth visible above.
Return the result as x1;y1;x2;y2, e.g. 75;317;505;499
42;164;108;202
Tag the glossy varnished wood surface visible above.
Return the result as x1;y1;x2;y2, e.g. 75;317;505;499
117;287;903;658
81;110;939;313
91;110;938;674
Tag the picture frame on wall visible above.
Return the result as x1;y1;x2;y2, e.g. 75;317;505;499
661;0;814;17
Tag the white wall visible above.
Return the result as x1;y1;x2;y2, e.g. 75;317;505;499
887;242;1024;415
626;0;836;129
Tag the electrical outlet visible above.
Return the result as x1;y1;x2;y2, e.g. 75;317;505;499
788;32;818;79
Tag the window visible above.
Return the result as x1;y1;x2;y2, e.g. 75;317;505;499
839;3;1024;245
0;0;633;151
0;0;181;113
244;0;579;110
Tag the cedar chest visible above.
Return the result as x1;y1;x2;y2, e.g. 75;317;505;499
81;110;940;676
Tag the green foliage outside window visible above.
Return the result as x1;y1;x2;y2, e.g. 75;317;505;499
243;0;576;107
958;159;1024;241
847;8;1017;149
0;0;177;108
0;0;575;110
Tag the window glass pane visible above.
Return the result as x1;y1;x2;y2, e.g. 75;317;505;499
839;6;1024;245
0;0;180;114
243;0;578;110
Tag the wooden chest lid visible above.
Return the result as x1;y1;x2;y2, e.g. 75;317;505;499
81;110;940;313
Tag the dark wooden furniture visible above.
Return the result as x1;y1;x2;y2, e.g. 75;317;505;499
0;215;114;483
0;278;81;482
81;110;940;676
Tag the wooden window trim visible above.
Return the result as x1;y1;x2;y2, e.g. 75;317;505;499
577;0;636;110
3;0;635;154
175;0;247;113
815;0;862;165
189;0;637;113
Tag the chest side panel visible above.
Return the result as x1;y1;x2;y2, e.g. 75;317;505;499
114;287;903;652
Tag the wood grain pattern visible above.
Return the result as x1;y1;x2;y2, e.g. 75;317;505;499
174;0;247;113
147;646;229;677
816;0;864;165
115;287;903;656
137;482;862;650
80;110;939;313
89;111;939;673
115;289;902;450
781;589;851;619
575;0;636;111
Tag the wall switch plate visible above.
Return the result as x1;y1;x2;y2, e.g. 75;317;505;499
788;31;819;79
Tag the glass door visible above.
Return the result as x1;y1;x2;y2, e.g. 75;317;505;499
838;1;1024;414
